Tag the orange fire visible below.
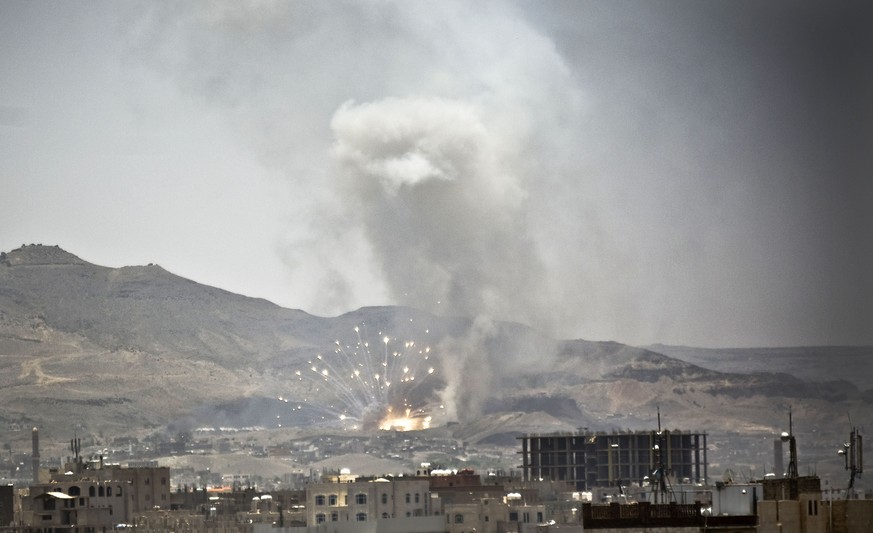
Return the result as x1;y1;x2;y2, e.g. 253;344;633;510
378;407;432;431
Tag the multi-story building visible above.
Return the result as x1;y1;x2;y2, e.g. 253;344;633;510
758;475;825;533
305;472;431;525
0;484;16;527
25;479;131;531
22;459;171;531
518;430;708;490
104;464;171;513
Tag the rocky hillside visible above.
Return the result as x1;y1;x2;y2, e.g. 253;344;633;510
1;244;870;475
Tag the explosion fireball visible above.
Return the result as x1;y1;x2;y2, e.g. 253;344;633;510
289;324;440;431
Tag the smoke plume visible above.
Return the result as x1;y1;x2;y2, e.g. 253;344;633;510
329;97;548;328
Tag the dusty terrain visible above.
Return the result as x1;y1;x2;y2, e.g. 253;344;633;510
1;244;870;486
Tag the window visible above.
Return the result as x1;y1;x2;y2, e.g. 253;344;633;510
89;486;96;497
355;493;367;505
116;486;123;497
356;512;367;521
523;512;530;523
382;512;389;518
328;495;337;506
454;514;464;523
316;513;326;524
509;511;519;521
69;486;81;496
107;487;112;497
415;493;420;503
315;495;325;506
381;493;388;504
537;511;543;523
331;512;338;522
405;493;411;503
99;486;105;497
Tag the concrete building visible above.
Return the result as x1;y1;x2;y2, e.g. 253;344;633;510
103;464;171;513
25;479;131;531
518;430;707;491
304;473;431;525
758;476;826;533
20;458;171;531
0;484;15;527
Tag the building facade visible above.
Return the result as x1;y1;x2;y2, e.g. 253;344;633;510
518;430;707;490
25;479;131;531
304;476;431;525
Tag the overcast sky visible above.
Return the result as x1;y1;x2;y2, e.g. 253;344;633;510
2;1;871;348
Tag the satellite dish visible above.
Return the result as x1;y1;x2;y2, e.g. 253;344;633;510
723;469;735;484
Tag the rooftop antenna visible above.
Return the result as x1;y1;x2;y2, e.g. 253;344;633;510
70;432;82;469
652;406;673;503
838;414;863;499
780;407;798;479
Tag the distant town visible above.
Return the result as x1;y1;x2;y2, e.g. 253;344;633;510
0;419;868;533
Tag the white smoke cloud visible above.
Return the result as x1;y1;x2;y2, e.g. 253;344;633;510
73;0;871;350
329;96;552;328
331;99;486;193
434;315;498;422
121;1;584;335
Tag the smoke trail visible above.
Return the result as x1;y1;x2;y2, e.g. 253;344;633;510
330;97;547;327
434;315;498;422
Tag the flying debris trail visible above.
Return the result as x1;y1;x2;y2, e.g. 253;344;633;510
285;324;440;431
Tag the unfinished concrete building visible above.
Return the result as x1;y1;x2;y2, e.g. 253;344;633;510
518;430;708;491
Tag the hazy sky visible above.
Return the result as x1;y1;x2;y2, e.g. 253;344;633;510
2;1;871;348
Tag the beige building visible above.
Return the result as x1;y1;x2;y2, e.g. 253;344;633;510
305;474;432;525
758;476;825;533
104;465;171;513
442;495;549;533
25;479;131;531
22;462;172;531
758;475;873;533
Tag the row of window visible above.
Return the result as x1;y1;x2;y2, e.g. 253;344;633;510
315;512;368;523
314;492;422;506
314;493;367;506
67;486;123;498
452;511;541;524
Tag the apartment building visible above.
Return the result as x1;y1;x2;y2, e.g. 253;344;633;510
25;479;131;531
305;473;431;525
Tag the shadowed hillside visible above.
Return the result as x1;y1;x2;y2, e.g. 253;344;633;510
1;244;870;484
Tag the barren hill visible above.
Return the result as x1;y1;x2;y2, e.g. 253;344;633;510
1;244;870;482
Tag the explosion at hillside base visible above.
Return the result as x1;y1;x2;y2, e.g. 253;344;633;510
289;325;441;431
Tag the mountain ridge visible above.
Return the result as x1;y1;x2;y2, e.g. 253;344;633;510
1;244;870;482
